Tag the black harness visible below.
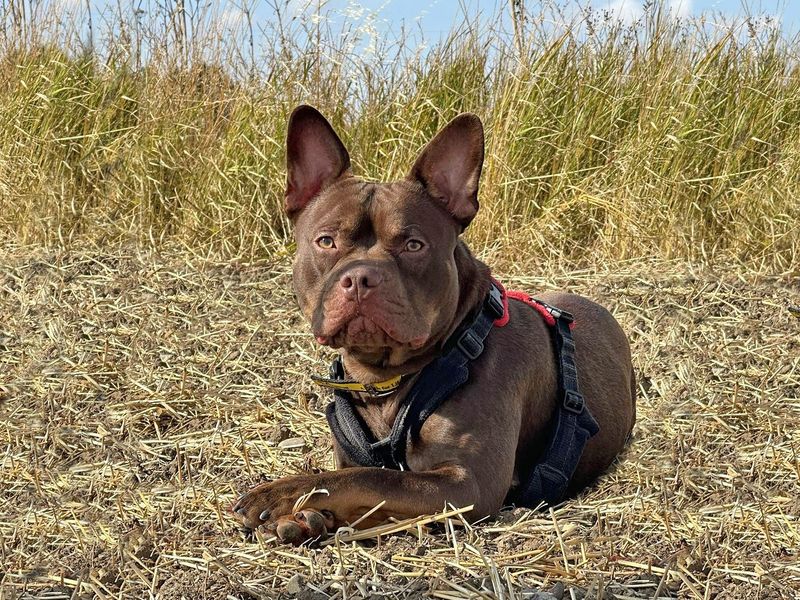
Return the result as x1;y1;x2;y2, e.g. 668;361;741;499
323;282;599;507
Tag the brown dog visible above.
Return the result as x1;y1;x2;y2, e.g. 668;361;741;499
233;106;636;544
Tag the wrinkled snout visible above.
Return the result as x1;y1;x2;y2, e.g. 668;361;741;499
309;258;433;352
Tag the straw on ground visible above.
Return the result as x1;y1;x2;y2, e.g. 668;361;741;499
1;245;797;598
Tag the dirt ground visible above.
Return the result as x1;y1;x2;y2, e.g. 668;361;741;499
1;245;798;599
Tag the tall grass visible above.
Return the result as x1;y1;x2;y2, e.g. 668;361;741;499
1;1;798;268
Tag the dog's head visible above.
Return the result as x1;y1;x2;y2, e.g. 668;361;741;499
285;105;485;374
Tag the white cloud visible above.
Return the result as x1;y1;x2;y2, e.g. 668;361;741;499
603;0;692;23
219;8;246;29
672;0;692;18
207;3;247;35
51;0;83;14
605;0;640;22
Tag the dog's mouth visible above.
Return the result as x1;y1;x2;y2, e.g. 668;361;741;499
315;314;429;351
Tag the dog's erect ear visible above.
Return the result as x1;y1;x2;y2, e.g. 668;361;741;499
285;105;351;218
408;113;484;228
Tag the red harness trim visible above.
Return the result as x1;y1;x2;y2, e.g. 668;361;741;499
491;277;572;329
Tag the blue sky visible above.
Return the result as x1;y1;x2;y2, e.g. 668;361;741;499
274;0;800;37
375;1;794;30
53;1;800;50
61;1;800;34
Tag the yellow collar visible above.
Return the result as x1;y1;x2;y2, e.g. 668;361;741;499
310;373;402;397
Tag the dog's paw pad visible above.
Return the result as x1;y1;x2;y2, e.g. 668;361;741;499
271;509;335;545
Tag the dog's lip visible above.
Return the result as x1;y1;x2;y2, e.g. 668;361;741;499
314;315;428;349
407;335;428;349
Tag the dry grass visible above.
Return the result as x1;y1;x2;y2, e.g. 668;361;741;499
1;2;800;267
1;243;798;599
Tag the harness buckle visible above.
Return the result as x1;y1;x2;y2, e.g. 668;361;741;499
532;298;574;323
563;390;585;414
486;284;505;319
368;438;395;468
457;329;484;360
550;307;574;323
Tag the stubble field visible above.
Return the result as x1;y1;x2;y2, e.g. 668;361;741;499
1;244;798;598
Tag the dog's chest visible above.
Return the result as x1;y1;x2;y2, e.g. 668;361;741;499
352;395;404;440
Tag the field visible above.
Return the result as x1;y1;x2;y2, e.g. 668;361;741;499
2;246;798;599
1;1;800;599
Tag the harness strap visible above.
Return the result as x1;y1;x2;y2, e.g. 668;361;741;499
326;282;504;470
518;301;600;506
325;360;388;467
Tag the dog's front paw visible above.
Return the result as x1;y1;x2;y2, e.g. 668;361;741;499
231;476;325;531
268;509;336;545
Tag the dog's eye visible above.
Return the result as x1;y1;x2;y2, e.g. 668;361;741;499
316;236;336;250
405;239;424;252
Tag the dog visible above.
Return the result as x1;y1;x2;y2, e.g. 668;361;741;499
232;106;636;544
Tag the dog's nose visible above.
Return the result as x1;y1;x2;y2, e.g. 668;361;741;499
339;266;383;300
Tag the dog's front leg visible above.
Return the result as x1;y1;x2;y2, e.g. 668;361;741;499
232;464;485;543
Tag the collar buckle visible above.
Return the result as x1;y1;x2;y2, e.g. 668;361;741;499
362;384;398;398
